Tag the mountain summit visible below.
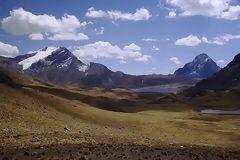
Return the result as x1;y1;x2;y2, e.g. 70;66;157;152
174;53;220;78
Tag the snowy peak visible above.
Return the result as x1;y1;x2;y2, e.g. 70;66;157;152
174;53;220;78
193;53;211;64
18;46;86;71
40;46;58;52
18;46;60;70
13;46;92;84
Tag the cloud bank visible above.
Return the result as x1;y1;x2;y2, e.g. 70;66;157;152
175;34;240;46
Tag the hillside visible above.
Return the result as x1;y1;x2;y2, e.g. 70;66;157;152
0;69;240;159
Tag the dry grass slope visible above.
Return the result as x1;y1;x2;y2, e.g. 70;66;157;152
0;71;240;159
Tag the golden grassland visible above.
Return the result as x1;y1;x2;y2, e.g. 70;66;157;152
0;77;240;159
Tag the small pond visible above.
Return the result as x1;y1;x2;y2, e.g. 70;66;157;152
132;87;179;93
201;109;240;115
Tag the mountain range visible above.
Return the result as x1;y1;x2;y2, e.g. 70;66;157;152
0;46;221;88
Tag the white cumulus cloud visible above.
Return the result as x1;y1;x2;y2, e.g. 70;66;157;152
85;7;107;18
167;11;177;18
119;60;127;64
48;32;88;41
94;27;104;35
201;36;212;44
175;35;202;46
135;55;152;62
1;8;85;35
28;33;44;40
1;8;88;41
203;34;240;45
220;5;240;20
152;45;160;51
175;34;240;46
220;34;240;42
0;42;19;57
166;0;240;20
86;7;151;21
142;38;159;42
170;57;181;64
72;41;151;62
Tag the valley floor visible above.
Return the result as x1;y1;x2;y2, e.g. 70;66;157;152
0;83;240;160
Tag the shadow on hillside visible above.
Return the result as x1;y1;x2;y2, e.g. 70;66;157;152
22;85;138;112
21;85;189;113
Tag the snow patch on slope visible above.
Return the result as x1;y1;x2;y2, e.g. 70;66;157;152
78;65;89;72
19;47;59;70
57;57;72;68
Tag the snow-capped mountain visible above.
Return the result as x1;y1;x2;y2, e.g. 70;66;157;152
18;47;60;70
174;53;220;78
15;47;91;84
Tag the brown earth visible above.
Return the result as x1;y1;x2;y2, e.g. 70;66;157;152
0;71;240;160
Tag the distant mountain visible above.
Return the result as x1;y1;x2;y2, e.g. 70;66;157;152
184;53;240;96
0;46;181;88
174;53;220;78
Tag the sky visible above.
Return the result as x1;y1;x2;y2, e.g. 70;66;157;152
0;0;240;75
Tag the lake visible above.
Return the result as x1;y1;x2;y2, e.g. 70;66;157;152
201;109;240;115
132;87;179;93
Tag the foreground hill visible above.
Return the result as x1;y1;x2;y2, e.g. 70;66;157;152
0;69;14;86
185;53;240;96
0;69;240;159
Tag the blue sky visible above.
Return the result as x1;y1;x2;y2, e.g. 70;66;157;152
0;0;240;75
